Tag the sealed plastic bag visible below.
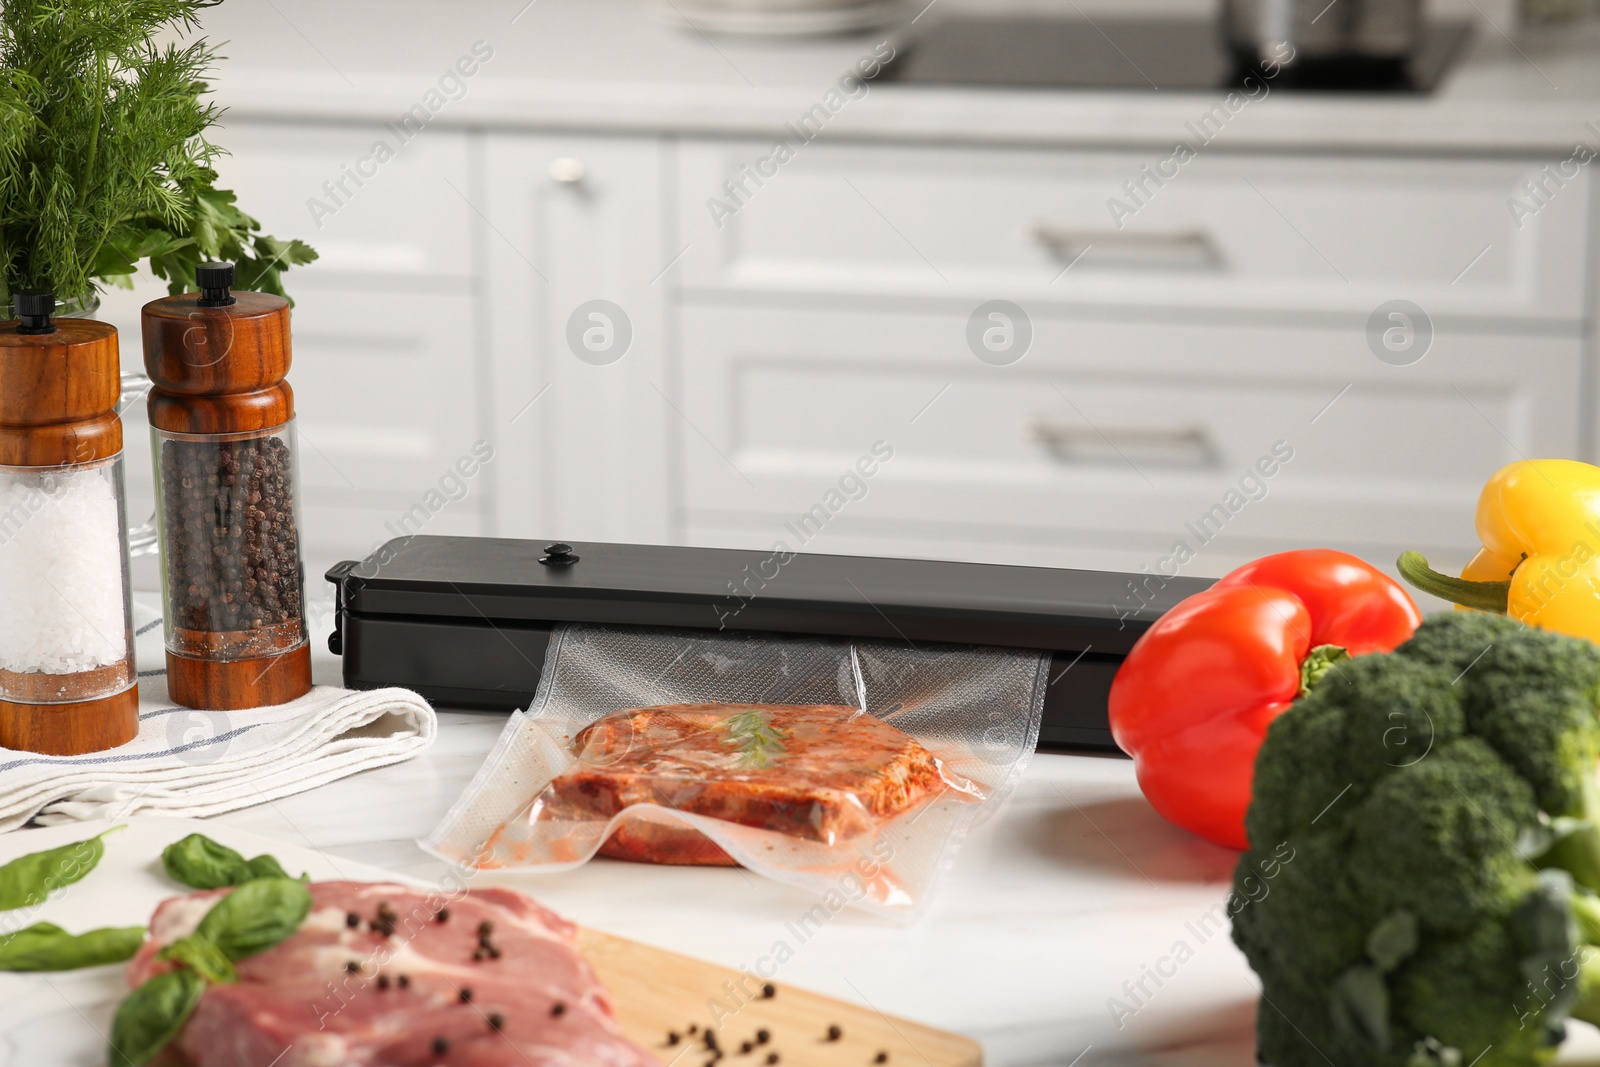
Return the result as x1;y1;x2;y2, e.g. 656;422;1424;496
423;623;1048;918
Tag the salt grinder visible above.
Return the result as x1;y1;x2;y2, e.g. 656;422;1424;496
0;292;140;754
143;262;312;709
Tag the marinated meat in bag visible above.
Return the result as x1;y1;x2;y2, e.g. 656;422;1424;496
495;703;953;866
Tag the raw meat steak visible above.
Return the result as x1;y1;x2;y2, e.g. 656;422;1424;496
500;703;950;866
126;881;659;1067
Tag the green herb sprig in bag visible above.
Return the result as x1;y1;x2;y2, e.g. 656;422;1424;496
724;709;787;770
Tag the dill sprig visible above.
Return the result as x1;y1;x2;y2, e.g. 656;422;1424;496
723;709;787;770
0;0;315;307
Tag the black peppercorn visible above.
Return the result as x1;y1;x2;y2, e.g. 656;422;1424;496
160;436;304;644
345;913;360;928
552;1002;566;1018
344;961;358;974
741;1041;754;1053
666;1031;681;1046
398;975;411;989
766;1055;779;1065
376;975;389;991
488;1013;505;1031
435;908;450;923
459;988;473;1003
370;902;398;938
761;984;776;999
826;1025;842;1041
432;1036;449;1055
756;1030;770;1044
874;1053;889;1064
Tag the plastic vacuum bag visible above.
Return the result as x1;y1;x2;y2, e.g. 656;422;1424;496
423;624;1048;918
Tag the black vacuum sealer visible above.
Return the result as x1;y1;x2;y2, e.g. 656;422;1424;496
324;536;1212;752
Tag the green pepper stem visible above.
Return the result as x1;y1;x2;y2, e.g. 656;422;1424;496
1299;644;1351;697
1396;551;1511;614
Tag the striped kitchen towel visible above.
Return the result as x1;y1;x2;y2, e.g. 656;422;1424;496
0;607;435;833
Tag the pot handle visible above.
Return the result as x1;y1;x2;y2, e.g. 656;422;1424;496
119;373;160;558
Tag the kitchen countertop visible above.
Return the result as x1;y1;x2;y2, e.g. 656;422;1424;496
21;610;1600;1066
195;0;1600;153
184;641;1256;1067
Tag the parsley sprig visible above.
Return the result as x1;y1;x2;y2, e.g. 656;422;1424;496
723;709;787;770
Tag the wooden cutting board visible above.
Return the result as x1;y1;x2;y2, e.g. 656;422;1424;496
0;817;980;1067
580;926;980;1066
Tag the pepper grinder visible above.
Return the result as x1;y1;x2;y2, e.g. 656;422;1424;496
0;292;140;753
143;262;312;709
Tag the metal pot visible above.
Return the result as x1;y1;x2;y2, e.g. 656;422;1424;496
1226;0;1423;65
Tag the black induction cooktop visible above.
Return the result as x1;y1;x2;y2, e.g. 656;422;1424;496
878;16;1473;94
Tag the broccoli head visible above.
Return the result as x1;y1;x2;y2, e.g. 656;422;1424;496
1232;611;1600;1067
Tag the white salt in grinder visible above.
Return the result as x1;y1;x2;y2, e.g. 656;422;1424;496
0;292;141;754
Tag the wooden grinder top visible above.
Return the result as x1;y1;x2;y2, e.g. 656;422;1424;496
142;268;294;435
0;294;122;467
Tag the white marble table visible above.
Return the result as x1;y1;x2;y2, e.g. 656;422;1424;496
193;634;1262;1067
204;703;1600;1067
76;616;1595;1066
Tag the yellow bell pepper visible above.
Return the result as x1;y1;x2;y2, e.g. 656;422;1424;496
1398;459;1600;644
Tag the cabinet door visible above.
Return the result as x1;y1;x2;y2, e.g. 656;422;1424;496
210;119;475;284
480;135;673;544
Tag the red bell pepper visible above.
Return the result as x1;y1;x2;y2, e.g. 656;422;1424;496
1108;549;1422;850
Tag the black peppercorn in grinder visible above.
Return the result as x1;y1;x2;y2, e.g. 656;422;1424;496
142;262;312;709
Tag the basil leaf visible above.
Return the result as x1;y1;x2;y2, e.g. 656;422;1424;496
157;934;236;984
108;968;206;1067
162;834;304;888
161;834;250;890
195;877;311;961
243;853;305;883
0;826;123;912
0;921;144;971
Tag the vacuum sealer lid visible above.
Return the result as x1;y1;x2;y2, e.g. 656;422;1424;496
328;536;1212;655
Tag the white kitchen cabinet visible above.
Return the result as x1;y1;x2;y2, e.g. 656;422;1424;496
479;134;674;546
658;135;1593;580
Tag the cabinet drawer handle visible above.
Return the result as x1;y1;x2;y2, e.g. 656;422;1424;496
1031;224;1223;271
1030;420;1218;467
